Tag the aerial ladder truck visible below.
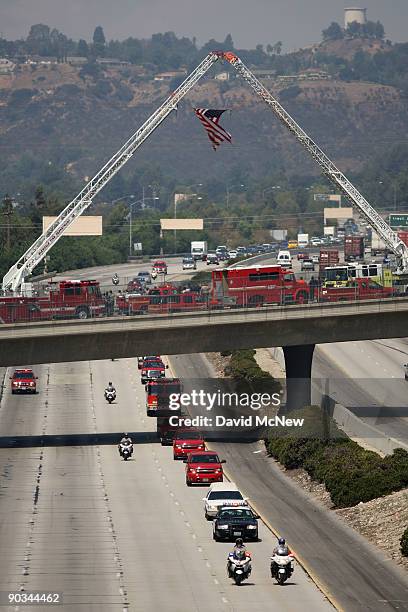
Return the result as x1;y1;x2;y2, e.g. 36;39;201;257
3;51;408;295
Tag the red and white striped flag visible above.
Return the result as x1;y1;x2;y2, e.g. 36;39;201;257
194;108;232;151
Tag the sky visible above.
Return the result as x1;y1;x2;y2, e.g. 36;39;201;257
0;0;407;51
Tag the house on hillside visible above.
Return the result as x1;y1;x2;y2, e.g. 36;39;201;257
96;58;131;67
215;72;230;81
154;70;187;82
67;56;88;66
252;69;277;80
0;58;15;74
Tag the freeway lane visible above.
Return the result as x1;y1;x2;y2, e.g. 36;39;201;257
312;339;408;443
0;359;332;612
170;352;408;611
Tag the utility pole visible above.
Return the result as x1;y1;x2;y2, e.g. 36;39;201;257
2;194;13;250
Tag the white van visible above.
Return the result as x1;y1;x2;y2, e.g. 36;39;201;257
203;482;248;519
277;250;292;265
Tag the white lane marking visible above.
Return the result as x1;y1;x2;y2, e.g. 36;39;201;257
186;521;191;527
214;578;219;585
206;561;211;568
253;450;262;454
222;597;228;604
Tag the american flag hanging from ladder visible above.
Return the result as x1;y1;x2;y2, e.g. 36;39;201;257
194;108;232;151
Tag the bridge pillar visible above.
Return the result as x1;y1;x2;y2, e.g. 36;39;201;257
283;344;315;411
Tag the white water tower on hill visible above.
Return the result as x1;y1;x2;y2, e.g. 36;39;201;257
344;7;367;28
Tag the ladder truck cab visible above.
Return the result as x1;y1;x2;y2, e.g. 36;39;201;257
322;263;408;296
0;279;104;323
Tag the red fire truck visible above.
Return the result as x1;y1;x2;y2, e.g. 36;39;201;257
319;278;393;302
117;284;208;315
0;280;105;323
145;378;182;417
211;265;309;307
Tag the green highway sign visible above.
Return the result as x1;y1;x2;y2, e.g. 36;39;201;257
389;214;408;228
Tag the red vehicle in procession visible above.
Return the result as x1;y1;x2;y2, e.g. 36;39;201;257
145;378;182;417
173;429;206;460
10;368;38;394
184;450;225;486
117;285;208;315
0;280;105;323
152;260;168;275
211;265;309;307
319;278;393;302
140;359;167;384
138;356;161;369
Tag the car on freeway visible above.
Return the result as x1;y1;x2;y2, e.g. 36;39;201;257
213;506;260;541
182;256;197;270
173;429;205;459
127;278;144;293
203;482;248;519
301;259;315;272
216;245;228;255
217;252;229;261
246;245;258;256
184;450;225;486
277;250;292;266
236;246;247;256
137;271;152;285
157;416;189;446
206;252;219;265
138;355;161;369
152;260;167;275
297;252;309;261
10;368;38;394
141;365;167;384
311;254;319;264
228;250;239;259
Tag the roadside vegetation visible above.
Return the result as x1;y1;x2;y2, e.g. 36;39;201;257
401;527;408;557
222;349;281;394
265;406;408;508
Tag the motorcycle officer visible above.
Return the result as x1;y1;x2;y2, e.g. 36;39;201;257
118;433;133;456
105;381;116;393
112;273;119;285
227;538;250;576
271;537;293;577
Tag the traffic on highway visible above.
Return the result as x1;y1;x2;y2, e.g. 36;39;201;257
0;356;335;611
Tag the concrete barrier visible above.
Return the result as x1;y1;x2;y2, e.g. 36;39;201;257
332;402;408;455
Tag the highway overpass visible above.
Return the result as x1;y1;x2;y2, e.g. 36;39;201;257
2;297;408;409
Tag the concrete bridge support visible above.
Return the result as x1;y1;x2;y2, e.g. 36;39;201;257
283;344;315;411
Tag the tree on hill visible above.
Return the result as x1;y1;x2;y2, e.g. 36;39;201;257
93;26;106;57
346;20;385;40
77;39;89;57
322;22;344;41
26;23;52;55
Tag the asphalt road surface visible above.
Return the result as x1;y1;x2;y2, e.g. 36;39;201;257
0;359;332;612
312;339;408;443
170;352;408;612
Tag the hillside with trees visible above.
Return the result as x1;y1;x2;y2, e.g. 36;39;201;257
0;23;407;276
